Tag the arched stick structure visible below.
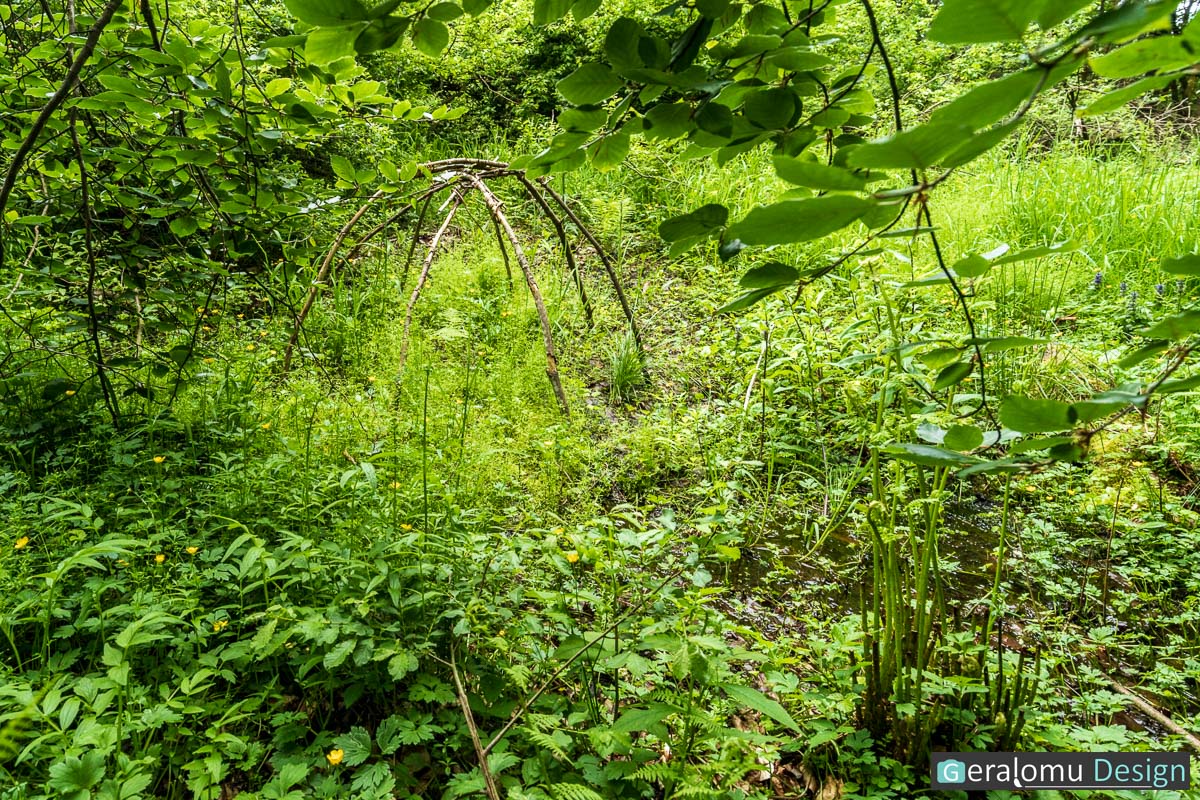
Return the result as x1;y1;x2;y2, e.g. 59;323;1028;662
281;159;639;415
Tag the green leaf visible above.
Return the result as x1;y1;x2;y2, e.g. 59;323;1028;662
772;156;866;191
589;131;630;171
1000;395;1077;434
1035;0;1093;29
695;102;734;138
941;119;1023;169
1080;75;1175;117
727;196;874;246
412;18;449;57
883;443;982;468
715;287;782;315
463;0;492;14
1092;36;1197;79
943;424;984;452
330;154;357;183
169;216;199;237
721;683;800;732
847;124;973;170
571;0;602;21
642;102;693;140
285;0;370;26
934;361;973;390
1071;398;1127;423
387;651;419;680
743;87;798;130
990;240;1078;266
659;204;728;242
533;0;573;25
1119;340;1170;368
1141;309;1200;340
767;47;832;72
334;727;373;766
928;0;1036;43
305;27;360;66
559;106;606;132
613;703;676;733
1162;254;1200;275
48;751;106;799
427;2;464;22
953;254;991;279
1078;1;1178;44
605;18;643;70
929;70;1043;131
558;63;623;106
740;262;799;289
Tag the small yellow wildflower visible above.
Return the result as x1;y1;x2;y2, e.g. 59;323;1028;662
261;422;271;430
566;551;580;564
259;331;268;338
552;527;564;535
326;748;345;766
368;376;377;383
237;313;245;319
154;554;165;564
213;619;228;632
153;456;166;464
246;344;256;351
65;389;76;396
400;523;413;531
14;537;29;550
203;358;215;364
269;349;277;355
389;481;402;489
186;546;199;555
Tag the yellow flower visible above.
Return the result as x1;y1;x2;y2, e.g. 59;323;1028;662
203;358;215;364
153;456;166;464
155;554;165;564
269;349;277;355
237;313;245;319
261;423;271;430
552;527;564;535
400;523;413;531
566;551;580;564
259;331;268;338
14;537;29;550
186;546;199;555
246;344;256;351
213;619;228;631
389;481;402;489
368;376;377;383
65;389;76;396
326;748;344;766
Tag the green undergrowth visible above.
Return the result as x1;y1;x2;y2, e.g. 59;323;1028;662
4;135;1200;799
